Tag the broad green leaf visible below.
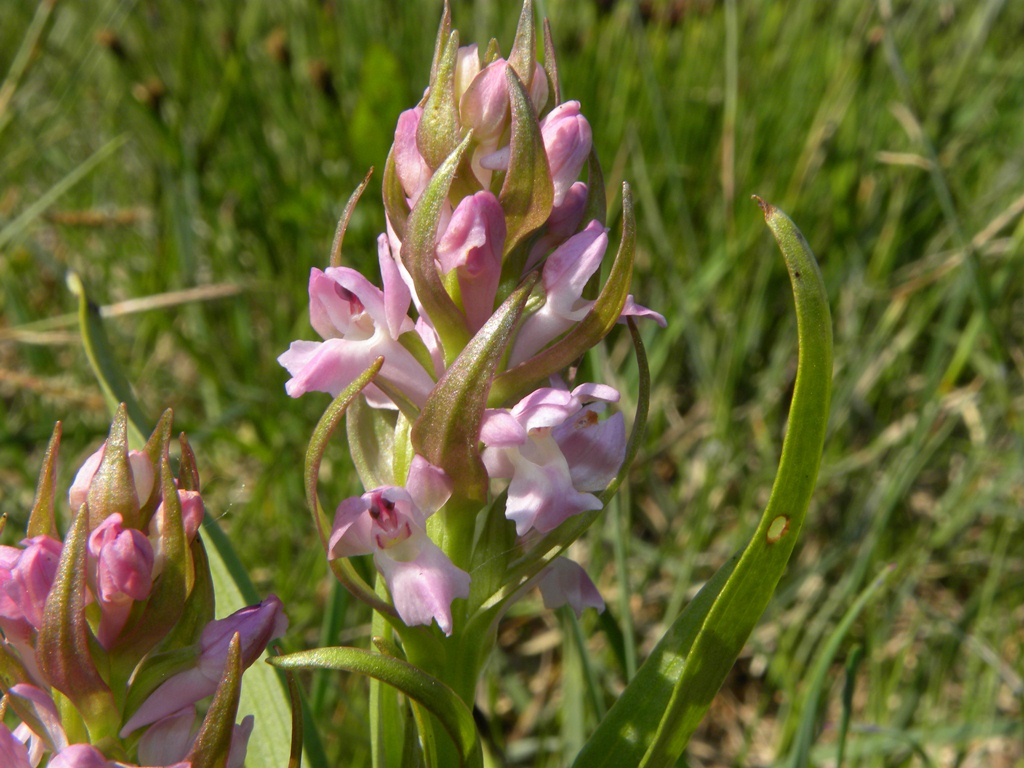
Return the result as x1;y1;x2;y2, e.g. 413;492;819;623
271;646;483;768
571;201;833;767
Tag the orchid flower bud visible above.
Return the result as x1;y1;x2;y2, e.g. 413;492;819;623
539;100;592;207
69;444;154;520
538;557;605;618
88;513;155;648
393;107;433;205
436;191;506;332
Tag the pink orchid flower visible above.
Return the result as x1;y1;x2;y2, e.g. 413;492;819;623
481;382;626;535
328;456;470;635
278;236;437;409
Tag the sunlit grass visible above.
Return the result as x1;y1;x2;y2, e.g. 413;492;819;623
2;0;1022;765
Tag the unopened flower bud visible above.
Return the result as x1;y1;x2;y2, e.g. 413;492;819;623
539;100;591;207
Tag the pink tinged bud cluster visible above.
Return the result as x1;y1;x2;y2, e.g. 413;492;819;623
481;383;626;535
3;415;285;768
328;457;470;635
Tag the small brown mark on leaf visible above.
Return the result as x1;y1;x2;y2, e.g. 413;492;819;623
767;515;790;544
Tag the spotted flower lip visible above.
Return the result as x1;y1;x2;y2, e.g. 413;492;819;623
328;456;470;635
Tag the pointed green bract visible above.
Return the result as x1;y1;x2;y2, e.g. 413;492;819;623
508;0;536;96
499;67;553;259
187;633;243;768
418;30;462;171
271;646;483;768
37;501;119;737
570;202;832;767
27;422;61;539
86;404;141;530
405;132;475;363
412;274;538;503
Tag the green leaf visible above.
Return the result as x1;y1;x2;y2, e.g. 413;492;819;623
412;274;538;502
271;646;483;768
507;0;537;96
783;567;892;768
571;200;833;767
329;167;375;269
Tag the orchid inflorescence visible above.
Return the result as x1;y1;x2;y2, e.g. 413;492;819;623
278;0;664;652
0;408;286;768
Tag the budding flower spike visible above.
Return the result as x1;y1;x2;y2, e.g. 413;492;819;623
0;407;287;768
271;1;831;767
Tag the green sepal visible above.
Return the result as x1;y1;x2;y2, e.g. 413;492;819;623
110;455;190;666
507;0;537;96
418;29;462;171
490;182;636;406
177;432;202;492
405;131;475;364
330;167;374;268
411;274;538;502
542;18;561;108
86;403;141;530
570;200;833;767
138;409;174;528
27;421;61;539
36;500;119;737
428;0;452;89
383;145;409;242
187;633;243;768
346;398;398;489
499;66;553;259
580;148;607;229
305;358;400;621
271;646;483;768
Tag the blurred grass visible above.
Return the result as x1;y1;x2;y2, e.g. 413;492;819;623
2;0;1023;765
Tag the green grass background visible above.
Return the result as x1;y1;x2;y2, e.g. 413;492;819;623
2;0;1022;765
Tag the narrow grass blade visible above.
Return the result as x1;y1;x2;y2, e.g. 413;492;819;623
572;201;833;767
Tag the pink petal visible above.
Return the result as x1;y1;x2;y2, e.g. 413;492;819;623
554;409;625;492
538;558;604;618
375;537;470;636
136;707;195;766
0;724;30;768
405;456;453;518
